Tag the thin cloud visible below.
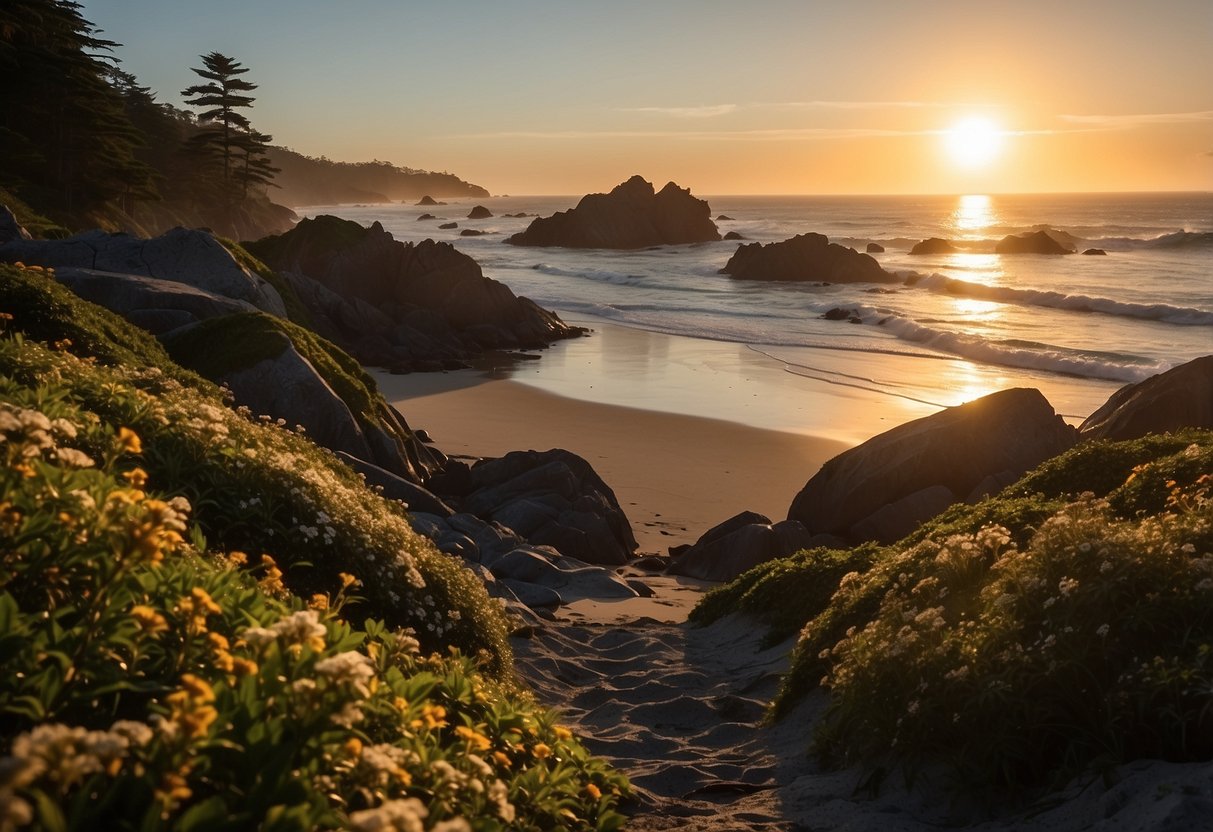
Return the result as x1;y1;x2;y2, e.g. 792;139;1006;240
457;126;940;142
625;104;738;118
767;100;945;110
1060;110;1213;129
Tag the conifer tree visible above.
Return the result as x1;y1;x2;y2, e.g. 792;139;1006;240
180;52;259;195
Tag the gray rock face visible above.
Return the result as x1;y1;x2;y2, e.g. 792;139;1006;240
507;175;720;249
246;215;582;371
1079;356;1213;441
723;233;896;284
464;449;638;565
51;268;259;334
0;227;287;316
335;452;454;517
0;205;32;244
789;388;1077;544
668;511;816;582
910;237;958;255
995;230;1074;255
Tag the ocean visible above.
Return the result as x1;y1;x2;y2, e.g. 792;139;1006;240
301;192;1212;441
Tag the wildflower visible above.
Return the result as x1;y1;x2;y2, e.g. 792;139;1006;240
554;725;572;741
488;779;515;822
131;605;169;635
122;467;149;488
54;447;94;468
532;743;552;759
455;725;493;752
340;572;358;589
410;704;447;731
309;593;329;610
349;798;428;832
586;782;602;800
315;651;376;697
259;554;286;595
164;674;217;739
269;609;326;654
1097;624;1110;638
117;427;142;454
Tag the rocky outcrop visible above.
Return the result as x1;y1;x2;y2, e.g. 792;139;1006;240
467;205;493;219
910;237;958;255
668;511;817;582
995;230;1074;254
460;229;485;237
866;242;885;253
507;175;720;249
245;215;583;371
0;227;287;317
416;196;445;206
788;388;1077;544
722;233;896;284
723;231;745;241
0;205;32;244
1083;248;1107;256
458;449;638;566
51;268;260;334
1079;356;1213;441
439;222;458;229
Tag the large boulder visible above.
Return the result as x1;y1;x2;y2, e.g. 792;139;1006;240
506;175;720;249
463;449;637;565
721;233;897;284
50;268;259;334
1079;356;1213;441
467;205;493;219
668;511;816;582
0;227;287;316
788;388;1077;544
245;215;582;370
910;237;959;255
995;230;1074;255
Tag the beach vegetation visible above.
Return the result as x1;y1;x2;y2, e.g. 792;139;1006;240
695;429;1213;793
0;261;629;828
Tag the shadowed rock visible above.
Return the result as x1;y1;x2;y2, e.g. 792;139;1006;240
1079;356;1213;441
467;205;493;219
668;511;815;581
1083;248;1107;255
995;230;1074;254
507;175;720;249
722;233;896;284
788;388;1077;544
910;237;958;255
0;205;32;244
866;242;885;253
416;195;445;206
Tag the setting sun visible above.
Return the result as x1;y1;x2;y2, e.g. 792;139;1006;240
943;117;1005;169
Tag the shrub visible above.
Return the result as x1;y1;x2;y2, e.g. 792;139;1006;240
0;393;628;829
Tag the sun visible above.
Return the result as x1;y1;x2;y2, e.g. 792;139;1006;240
943;116;1005;168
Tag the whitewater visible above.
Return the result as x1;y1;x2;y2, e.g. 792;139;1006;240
302;191;1211;432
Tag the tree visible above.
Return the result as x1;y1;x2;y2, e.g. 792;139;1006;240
233;128;280;199
180;52;258;196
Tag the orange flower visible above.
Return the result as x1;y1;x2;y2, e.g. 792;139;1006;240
131;605;169;635
532;743;551;760
117;427;142;454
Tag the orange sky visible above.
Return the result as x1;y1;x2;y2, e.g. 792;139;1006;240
84;0;1213;195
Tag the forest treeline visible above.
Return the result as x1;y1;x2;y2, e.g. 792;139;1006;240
0;1;487;241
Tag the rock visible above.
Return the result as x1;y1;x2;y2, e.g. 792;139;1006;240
1083;248;1107;255
1079;356;1213;441
910;237;959;255
866;242;885;253
418;214;437;221
668;511;816;581
995;230;1074;254
416;196;445;206
438;222;458;229
460;229;485;237
464;449;637;565
723;231;745;241
722;233;896;284
467;205;493;219
716;215;734;221
788;388;1077;544
335;452;454;517
0;226;287;316
0;205;32;244
50;267;260;333
499;579;562;608
822;307;857;321
245;215;584;370
507;175;720;249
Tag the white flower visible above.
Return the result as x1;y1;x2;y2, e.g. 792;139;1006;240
315;651;375;697
349;798;428;832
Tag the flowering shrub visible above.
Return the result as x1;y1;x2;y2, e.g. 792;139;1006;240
0;275;509;674
0;360;628;829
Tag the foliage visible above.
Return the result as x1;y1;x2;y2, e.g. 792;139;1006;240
0;187;70;240
0;387;628;829
698;430;1213;793
215;239;314;327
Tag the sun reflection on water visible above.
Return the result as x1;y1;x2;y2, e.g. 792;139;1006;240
951;194;996;237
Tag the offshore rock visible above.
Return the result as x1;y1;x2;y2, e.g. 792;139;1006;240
910;237;959;255
507;175;720;249
722;233;896;284
995;230;1074;254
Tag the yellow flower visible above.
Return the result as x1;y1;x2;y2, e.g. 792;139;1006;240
165;674;217;738
455;725;492;752
259;554;285;594
533;743;551;760
343;737;363;758
586;783;602;800
410;704;447;731
180;674;215;702
554;726;572;741
131;605;169;635
309;593;329;611
339;572;358;589
117;427;142;454
156;771;192;804
191;587;222;615
493;750;511;768
227;550;248;567
122;467;149;488
231;658;258;677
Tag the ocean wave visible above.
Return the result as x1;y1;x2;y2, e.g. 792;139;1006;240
875;314;1166;382
911;273;1213;325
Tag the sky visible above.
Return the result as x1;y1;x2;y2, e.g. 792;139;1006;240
80;0;1213;196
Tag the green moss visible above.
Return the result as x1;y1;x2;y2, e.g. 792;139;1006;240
0;264;207;389
217;237;315;327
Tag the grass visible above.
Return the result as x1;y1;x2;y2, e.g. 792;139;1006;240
693;429;1213;795
0;185;71;239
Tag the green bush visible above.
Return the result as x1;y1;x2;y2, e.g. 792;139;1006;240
0;392;628;829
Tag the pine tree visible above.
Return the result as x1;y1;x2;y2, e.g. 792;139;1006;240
180;52;258;196
233;128;280;199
